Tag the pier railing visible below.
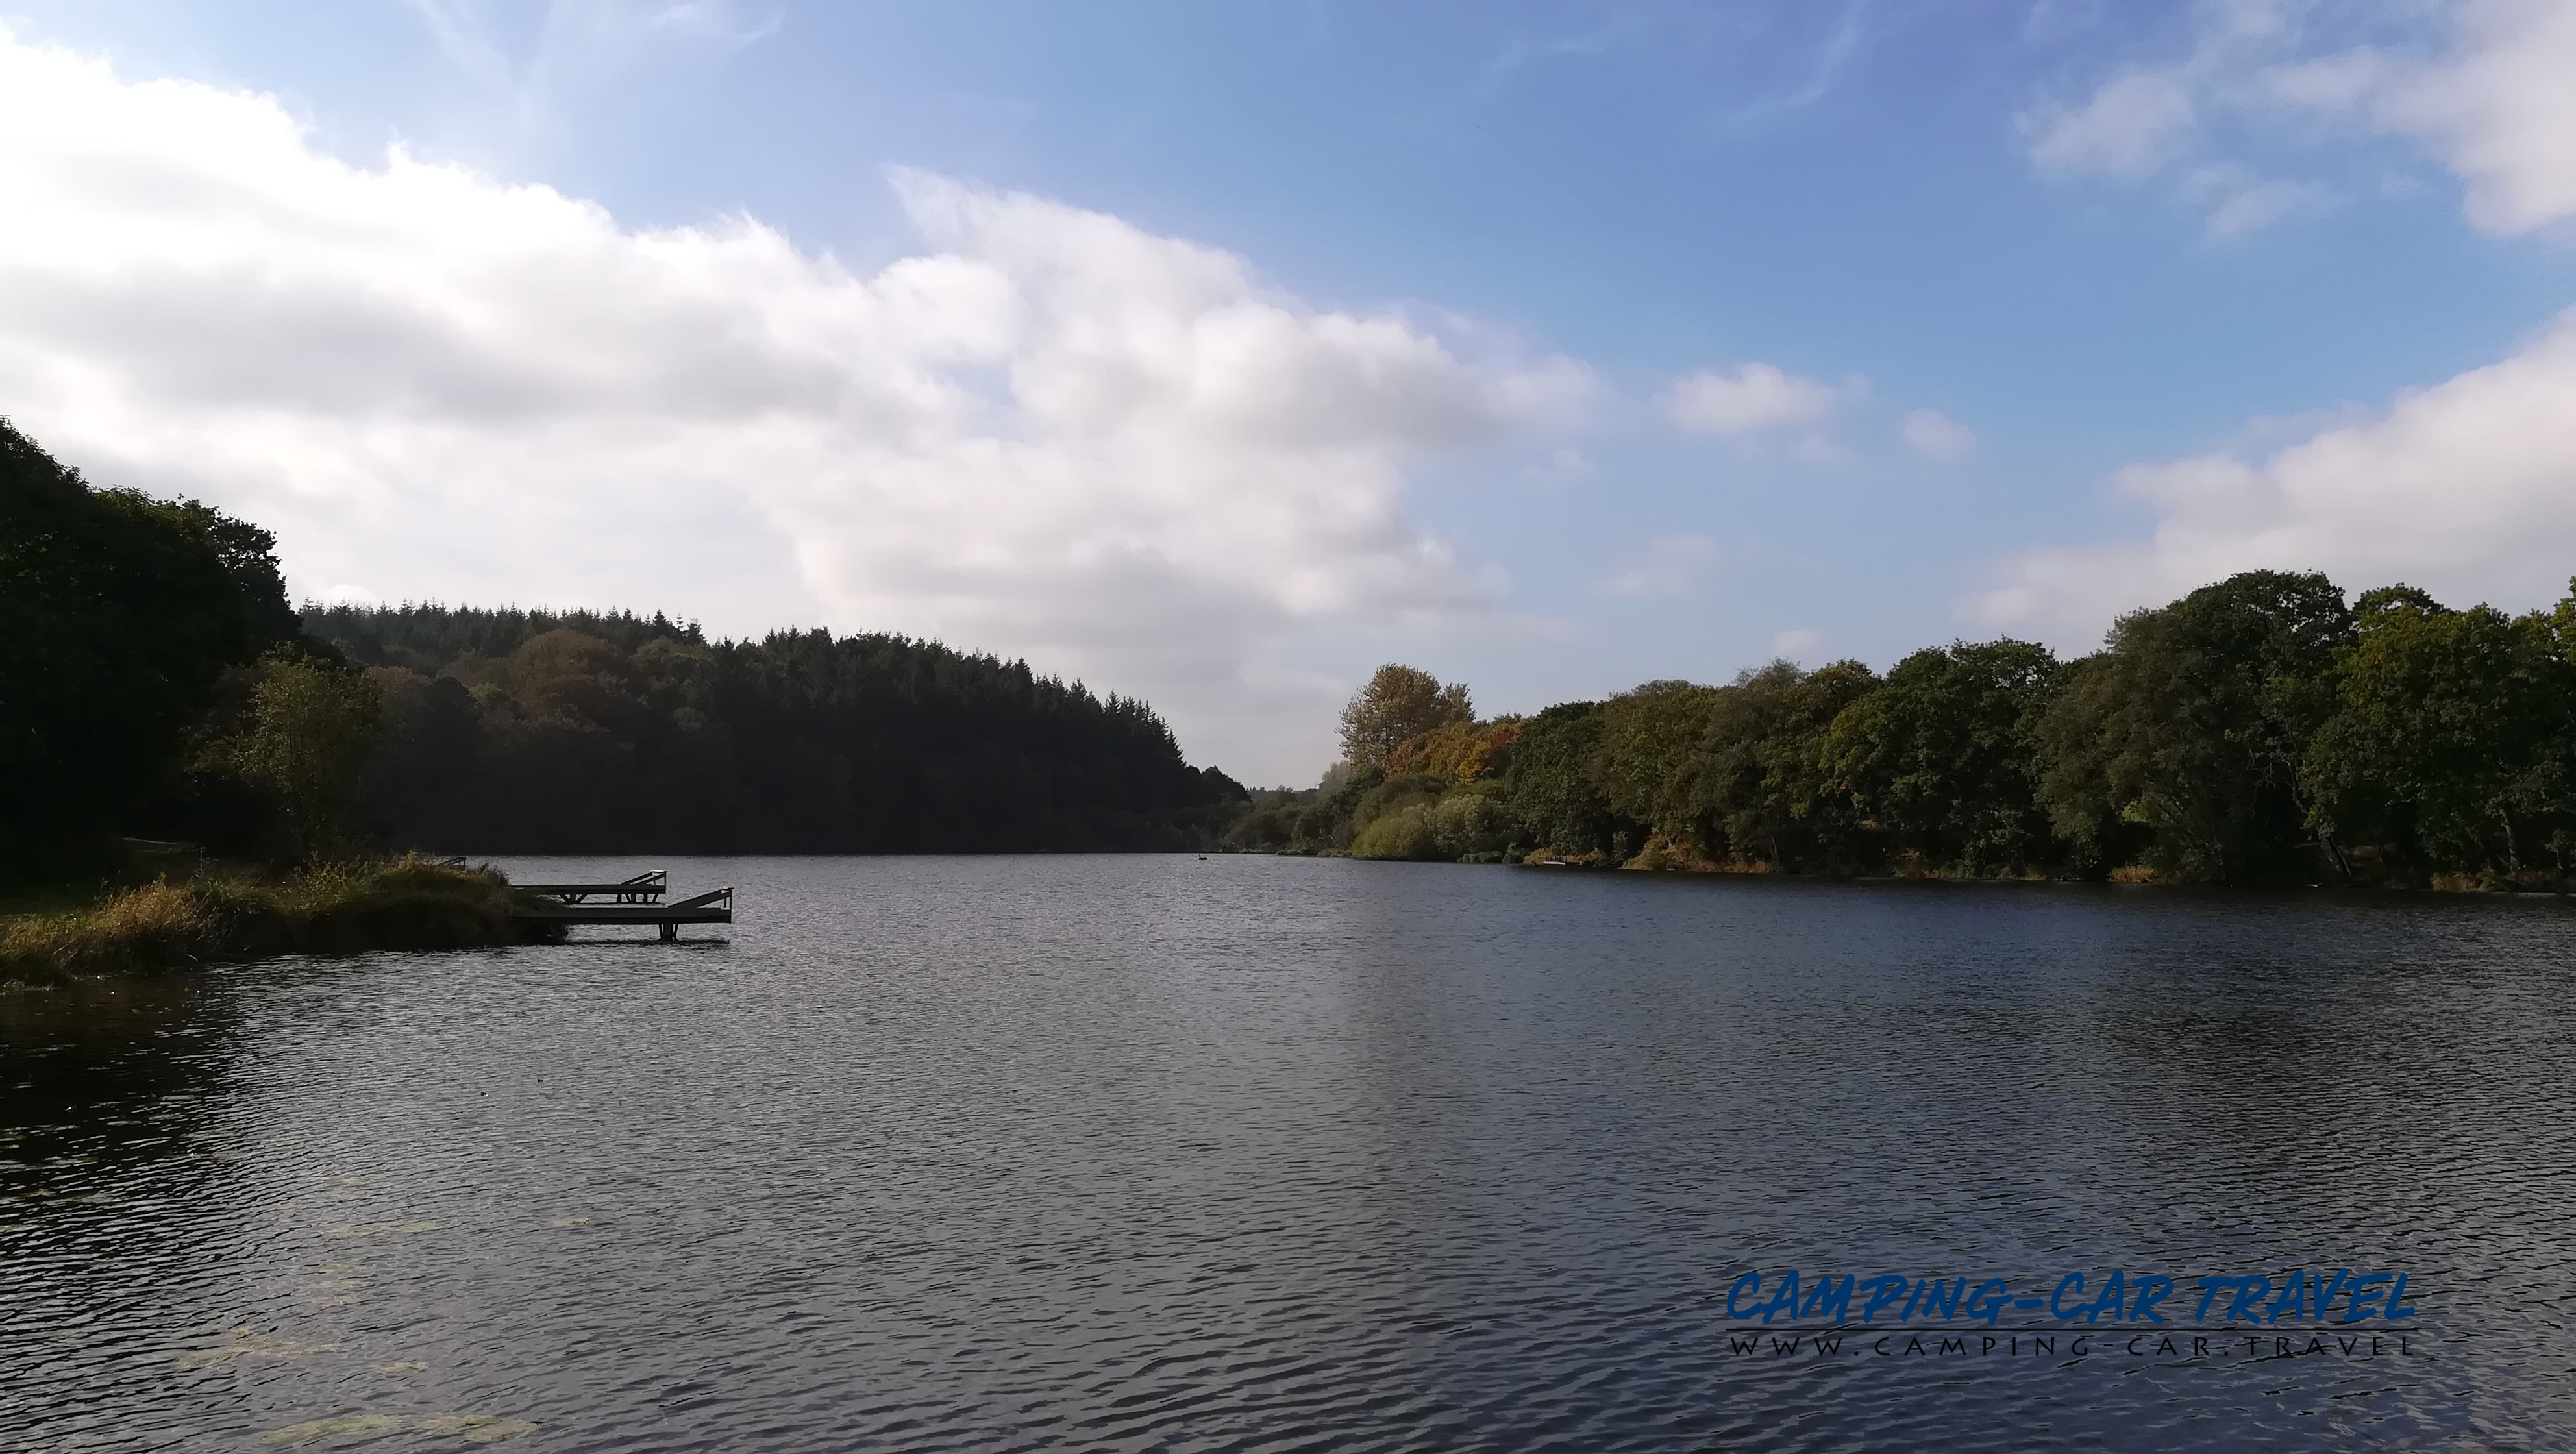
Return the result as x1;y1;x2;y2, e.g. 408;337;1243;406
512;870;667;904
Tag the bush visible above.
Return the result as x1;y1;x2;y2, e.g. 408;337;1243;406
1348;782;1524;862
1351;804;1442;861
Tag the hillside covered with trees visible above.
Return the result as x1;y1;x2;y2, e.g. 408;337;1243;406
1245;571;2576;890
304;605;1243;854
0;418;1241;877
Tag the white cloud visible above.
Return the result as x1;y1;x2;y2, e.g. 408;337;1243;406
2027;69;2199;178
2024;0;2576;236
1971;307;2576;643
1900;408;1976;460
1770;627;1824;659
0;29;1589;783
2342;0;2576;235
1665;362;1838;435
1602;534;1717;598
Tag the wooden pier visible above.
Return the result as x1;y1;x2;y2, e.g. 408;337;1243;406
513;872;732;941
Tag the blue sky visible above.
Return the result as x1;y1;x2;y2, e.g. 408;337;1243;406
4;1;2573;781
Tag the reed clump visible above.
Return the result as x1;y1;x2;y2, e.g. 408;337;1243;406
0;857;527;985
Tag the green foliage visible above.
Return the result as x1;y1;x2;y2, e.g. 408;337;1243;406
1337;664;1471;769
1822;639;2061;875
1263;569;2576;886
1698;660;1881;872
1592;681;1720;850
2303;585;2576;883
1349;780;1522;862
304;609;1245;853
1348;802;1442;861
301;602;705;672
2033;570;2353;883
1504;702;1620;856
0;418;295;873
203;654;386;860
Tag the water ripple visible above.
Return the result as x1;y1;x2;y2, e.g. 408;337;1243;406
3;859;2572;1451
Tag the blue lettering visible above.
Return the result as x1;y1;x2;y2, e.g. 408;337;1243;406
1799;1275;1853;1324
2078;1270;2128;1324
2194;1276;2238;1321
2313;1268;2350;1318
1965;1279;2011;1326
2266;1270;2309;1324
2225;1276;2274;1322
2340;1272;2392;1324
1753;1271;1803;1324
1916;1277;1963;1320
2131;1275;2174;1324
2386;1273;2417;1320
2049;1272;2087;1320
1858;1275;1909;1323
1726;1272;1762;1319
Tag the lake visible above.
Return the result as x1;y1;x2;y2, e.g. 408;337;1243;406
5;856;2573;1451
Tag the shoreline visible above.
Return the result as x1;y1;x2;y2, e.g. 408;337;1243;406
0;858;553;987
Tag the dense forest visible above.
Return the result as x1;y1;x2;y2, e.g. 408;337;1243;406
1;419;1241;878
1237;571;2576;890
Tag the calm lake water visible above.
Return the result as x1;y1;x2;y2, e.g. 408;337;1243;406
6;856;2575;1452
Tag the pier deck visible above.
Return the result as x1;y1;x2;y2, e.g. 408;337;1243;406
514;883;731;941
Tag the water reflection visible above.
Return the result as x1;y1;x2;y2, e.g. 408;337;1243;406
4;859;2573;1451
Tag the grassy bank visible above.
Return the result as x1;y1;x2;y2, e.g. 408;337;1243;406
0;858;542;986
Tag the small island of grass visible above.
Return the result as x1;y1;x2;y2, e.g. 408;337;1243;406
0;857;551;987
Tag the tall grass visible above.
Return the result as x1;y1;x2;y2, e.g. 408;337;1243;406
0;857;533;985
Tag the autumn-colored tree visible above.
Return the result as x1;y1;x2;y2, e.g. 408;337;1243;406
1338;664;1471;768
1384;718;1522;782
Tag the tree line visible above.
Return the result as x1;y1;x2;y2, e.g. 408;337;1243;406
1;418;1242;878
1236;571;2576;889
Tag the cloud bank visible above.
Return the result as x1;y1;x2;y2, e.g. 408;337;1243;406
0;30;1587;781
1975;308;2576;643
2024;0;2576;237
